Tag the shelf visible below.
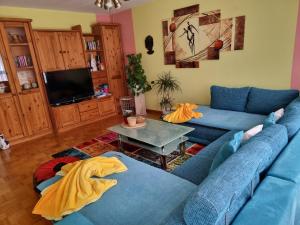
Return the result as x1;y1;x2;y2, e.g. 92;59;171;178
16;66;34;71
9;43;29;47
19;88;39;94
85;49;103;53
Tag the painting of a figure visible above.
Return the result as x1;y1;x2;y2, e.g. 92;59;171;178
174;13;200;68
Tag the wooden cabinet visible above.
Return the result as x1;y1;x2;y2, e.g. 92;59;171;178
52;104;80;129
33;30;86;72
92;24;127;107
33;31;65;72
58;32;86;69
18;92;51;135
0;95;25;140
52;96;116;132
98;96;116;117
0;18;52;144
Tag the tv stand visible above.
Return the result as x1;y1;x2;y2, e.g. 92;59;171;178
51;95;117;133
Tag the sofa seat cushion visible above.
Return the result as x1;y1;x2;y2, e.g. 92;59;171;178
183;136;274;225
232;176;298;225
182;122;228;145
278;97;300;138
210;85;250;112
268;130;300;183
55;212;94;225
188;106;266;131
50;152;196;225
172;131;236;185
246;87;299;115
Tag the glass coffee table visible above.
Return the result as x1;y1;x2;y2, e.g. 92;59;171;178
108;119;194;169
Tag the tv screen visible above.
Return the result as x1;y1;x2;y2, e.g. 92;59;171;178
44;68;94;105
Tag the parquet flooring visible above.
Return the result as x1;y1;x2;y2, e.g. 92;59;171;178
0;115;126;225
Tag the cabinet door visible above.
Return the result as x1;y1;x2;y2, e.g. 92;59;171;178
52;104;80;128
58;32;86;69
0;96;25;140
101;26;126;99
18;92;51;135
98;97;116;117
33;31;65;72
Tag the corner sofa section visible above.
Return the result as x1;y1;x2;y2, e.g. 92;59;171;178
184;86;299;144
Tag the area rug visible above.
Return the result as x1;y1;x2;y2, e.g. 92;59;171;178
52;131;205;171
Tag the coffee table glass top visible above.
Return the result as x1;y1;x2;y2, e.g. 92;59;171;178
108;119;194;148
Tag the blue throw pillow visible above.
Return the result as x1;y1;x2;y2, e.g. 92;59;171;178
263;112;276;128
246;88;299;115
210;85;250;112
210;131;244;172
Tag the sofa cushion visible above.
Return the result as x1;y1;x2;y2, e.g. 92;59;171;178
183;136;273;225
172;131;237;185
210;131;244;172
263;112;276;128
182;122;228;145
188;106;267;131
246;87;299;115
55;212;94;225
268;130;300;183
244;124;288;170
211;85;250;112
232;176;298;225
278;97;300;138
41;152;197;225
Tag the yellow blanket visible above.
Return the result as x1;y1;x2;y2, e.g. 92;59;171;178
32;156;127;221
163;103;202;123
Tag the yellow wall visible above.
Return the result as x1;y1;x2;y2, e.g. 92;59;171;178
0;6;96;33
132;0;299;110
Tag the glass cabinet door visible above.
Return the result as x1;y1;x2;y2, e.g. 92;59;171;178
4;24;39;92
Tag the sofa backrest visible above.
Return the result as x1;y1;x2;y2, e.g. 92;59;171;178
245;87;299;115
278;97;300;139
183;124;288;225
210;86;251;112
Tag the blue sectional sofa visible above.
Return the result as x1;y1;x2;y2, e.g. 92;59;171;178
38;86;300;225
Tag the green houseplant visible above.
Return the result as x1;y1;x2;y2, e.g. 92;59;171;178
126;53;151;115
151;71;181;114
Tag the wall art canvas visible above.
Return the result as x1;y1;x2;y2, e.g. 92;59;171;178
173;13;200;68
220;18;233;52
162;19;176;65
198;10;221;60
234;16;246;50
162;4;246;68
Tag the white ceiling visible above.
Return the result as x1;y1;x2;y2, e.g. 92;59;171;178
0;0;153;14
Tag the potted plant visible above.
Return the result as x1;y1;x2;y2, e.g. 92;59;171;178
126;53;152;115
151;71;181;115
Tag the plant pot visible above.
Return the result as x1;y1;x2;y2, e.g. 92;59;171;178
134;93;147;116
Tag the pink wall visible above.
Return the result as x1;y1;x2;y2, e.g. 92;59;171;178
96;9;136;59
291;1;300;89
111;9;136;57
96;14;112;23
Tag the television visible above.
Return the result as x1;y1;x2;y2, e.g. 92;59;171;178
44;68;94;106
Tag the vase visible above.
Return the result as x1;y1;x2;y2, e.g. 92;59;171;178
134;94;147;116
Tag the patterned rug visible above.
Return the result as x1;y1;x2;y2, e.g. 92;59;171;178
52;131;205;171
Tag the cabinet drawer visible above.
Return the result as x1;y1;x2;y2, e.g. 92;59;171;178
98;97;116;116
78;100;98;112
80;109;100;121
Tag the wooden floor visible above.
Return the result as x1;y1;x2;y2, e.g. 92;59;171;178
0;115;131;225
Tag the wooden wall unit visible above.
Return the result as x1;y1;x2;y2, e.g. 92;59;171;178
52;96;117;133
0;18;52;144
92;23;127;109
33;30;86;72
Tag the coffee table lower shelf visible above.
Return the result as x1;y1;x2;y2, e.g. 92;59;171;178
118;135;189;169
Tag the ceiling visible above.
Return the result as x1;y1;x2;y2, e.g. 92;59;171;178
0;0;153;14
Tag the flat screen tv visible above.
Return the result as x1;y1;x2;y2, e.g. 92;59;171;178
44;68;94;106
